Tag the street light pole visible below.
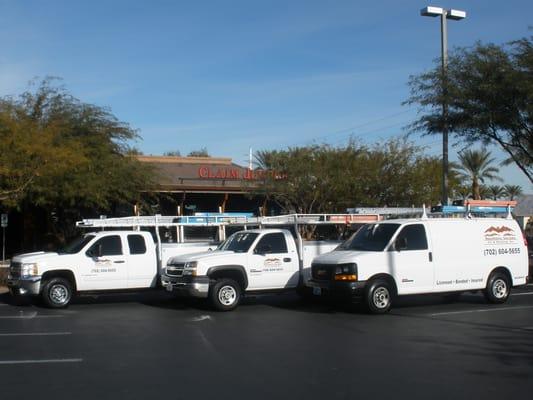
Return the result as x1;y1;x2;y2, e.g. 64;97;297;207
421;6;466;206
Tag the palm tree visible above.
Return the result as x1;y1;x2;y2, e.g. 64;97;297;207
503;184;523;200
488;185;505;200
455;149;502;200
454;185;471;201
478;185;491;200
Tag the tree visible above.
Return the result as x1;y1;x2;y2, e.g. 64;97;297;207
253;138;447;214
0;78;154;249
188;148;210;157
164;150;181;156
503;184;523;200
406;35;533;183
454;185;471;201
454;148;501;200
488;185;505;200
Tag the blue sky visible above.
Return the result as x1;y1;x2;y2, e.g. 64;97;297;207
0;0;531;191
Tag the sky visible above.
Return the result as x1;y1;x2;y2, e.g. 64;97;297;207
0;0;531;192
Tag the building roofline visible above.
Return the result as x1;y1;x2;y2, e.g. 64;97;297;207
136;155;233;165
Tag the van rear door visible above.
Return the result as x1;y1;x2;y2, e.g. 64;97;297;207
389;223;434;294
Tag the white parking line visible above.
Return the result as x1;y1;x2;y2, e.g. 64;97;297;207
0;359;82;365
430;305;533;317
0;315;65;319
511;292;533;296
0;332;71;337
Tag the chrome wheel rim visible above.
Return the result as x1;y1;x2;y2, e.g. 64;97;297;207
373;287;390;309
492;278;508;299
218;285;237;306
50;284;69;305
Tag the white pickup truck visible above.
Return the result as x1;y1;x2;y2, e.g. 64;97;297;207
7;230;215;308
161;227;342;310
6;214;251;308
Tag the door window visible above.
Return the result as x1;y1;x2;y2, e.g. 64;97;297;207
87;235;123;256
254;233;288;254
393;224;428;251
128;235;147;255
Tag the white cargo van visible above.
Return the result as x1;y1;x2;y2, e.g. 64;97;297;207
308;216;529;313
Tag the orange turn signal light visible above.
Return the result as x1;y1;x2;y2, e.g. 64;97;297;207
334;274;357;281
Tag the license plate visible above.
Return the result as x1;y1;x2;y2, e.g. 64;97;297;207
312;287;321;296
165;283;173;292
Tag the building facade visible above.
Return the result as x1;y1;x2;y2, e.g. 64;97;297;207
137;155;273;216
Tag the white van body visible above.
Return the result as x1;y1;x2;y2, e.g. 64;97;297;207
308;217;528;312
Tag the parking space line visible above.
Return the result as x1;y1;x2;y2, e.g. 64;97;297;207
429;305;533;317
0;315;65;319
511;292;533;296
0;332;71;337
0;359;82;365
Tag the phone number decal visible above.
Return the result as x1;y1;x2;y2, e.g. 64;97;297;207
484;247;521;256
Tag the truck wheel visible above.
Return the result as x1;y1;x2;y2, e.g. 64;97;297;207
484;272;510;304
365;279;392;314
210;279;241;311
41;278;73;308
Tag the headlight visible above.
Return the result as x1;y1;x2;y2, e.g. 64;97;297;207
182;261;198;276
21;263;39;277
334;263;357;281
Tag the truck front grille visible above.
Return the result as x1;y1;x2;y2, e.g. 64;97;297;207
166;263;185;277
9;262;21;279
311;263;334;281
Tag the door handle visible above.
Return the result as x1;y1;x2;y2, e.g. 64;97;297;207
283;258;291;262
428;252;433;262
113;260;125;264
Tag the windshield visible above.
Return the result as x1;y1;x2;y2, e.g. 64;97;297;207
60;234;95;254
217;232;259;253
337;223;400;252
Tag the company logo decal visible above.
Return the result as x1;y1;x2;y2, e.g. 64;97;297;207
484;226;517;245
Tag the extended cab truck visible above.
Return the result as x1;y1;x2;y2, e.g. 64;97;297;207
6;213;255;308
307;216;529;314
162;227;344;311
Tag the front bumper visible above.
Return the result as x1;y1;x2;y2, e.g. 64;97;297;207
307;279;367;300
7;275;42;296
161;274;209;298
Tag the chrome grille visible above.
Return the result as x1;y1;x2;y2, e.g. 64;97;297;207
9;262;21;279
166;263;185;277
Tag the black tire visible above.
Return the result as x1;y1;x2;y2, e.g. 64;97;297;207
365;279;393;314
209;278;241;311
41;277;73;308
484;272;511;304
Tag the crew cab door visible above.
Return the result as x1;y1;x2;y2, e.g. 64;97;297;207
126;234;157;289
247;232;299;290
388;224;434;294
80;235;128;290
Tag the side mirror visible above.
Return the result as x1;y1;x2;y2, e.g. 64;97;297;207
395;237;408;251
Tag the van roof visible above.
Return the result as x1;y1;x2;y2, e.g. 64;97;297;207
376;217;515;225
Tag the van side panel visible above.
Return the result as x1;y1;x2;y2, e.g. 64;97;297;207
428;219;528;293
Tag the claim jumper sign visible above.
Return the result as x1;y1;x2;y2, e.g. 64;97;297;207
198;166;286;181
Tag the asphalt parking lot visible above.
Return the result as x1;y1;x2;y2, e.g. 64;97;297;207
1;286;532;400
